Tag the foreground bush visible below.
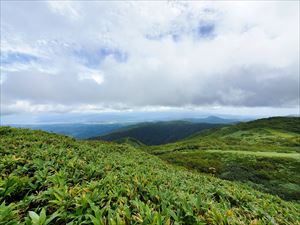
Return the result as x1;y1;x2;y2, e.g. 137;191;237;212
0;127;299;224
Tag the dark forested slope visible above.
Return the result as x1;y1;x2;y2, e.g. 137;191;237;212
92;121;223;145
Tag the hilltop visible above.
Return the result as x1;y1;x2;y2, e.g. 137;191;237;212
1;126;299;224
199;116;300;136
92;121;223;145
146;117;300;202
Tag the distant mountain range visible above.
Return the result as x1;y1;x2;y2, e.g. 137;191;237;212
5;116;238;140
8;123;125;139
184;115;239;124
2;111;249;125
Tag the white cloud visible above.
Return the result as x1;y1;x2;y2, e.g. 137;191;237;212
0;1;299;117
78;70;104;85
47;1;81;21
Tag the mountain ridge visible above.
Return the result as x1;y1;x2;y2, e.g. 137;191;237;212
91;120;224;145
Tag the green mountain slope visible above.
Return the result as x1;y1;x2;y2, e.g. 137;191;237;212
92;121;223;145
146;117;300;201
1;126;299;224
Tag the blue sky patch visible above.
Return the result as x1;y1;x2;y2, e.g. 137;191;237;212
145;21;216;42
1;52;38;65
74;47;128;68
145;30;182;42
197;23;215;38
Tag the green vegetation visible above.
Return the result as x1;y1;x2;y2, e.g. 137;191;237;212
1;126;300;224
204;150;300;159
93;121;223;145
147;117;300;202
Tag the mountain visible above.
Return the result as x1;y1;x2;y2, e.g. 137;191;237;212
8;123;125;139
146;117;300;201
4;115;240;140
91;121;224;145
1;126;299;224
2;111;247;125
184;116;239;124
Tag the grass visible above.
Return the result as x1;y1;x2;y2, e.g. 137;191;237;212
204;150;300;159
1;126;300;224
158;150;300;202
146;117;300;202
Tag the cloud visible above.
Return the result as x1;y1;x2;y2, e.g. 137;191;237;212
78;70;104;85
1;1;299;116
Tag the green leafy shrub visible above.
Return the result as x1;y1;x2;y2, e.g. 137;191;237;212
0;126;299;224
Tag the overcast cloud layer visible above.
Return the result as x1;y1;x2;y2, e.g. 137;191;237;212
1;1;299;117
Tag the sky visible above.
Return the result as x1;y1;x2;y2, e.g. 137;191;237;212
1;1;299;124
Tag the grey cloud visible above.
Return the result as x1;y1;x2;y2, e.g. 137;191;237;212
1;1;299;115
2;64;298;109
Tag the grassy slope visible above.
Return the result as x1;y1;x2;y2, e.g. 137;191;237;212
146;117;300;202
92;121;223;145
1;126;299;224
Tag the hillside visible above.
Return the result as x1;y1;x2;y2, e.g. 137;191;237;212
92;121;223;145
146;117;300;201
198;116;300;137
1;126;300;224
